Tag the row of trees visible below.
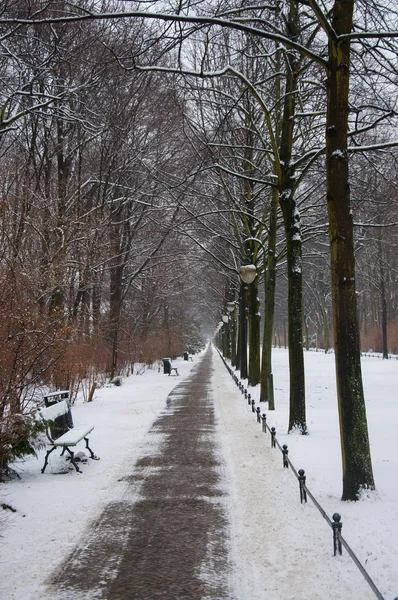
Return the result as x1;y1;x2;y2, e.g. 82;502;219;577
0;4;209;474
0;1;397;499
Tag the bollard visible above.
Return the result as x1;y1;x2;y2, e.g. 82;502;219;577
256;406;261;423
251;398;255;413
282;444;289;468
244;389;248;400
271;427;276;448
298;469;307;503
332;513;343;556
247;393;251;406
262;413;267;433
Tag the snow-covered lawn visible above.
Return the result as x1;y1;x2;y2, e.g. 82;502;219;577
214;348;398;600
0;348;397;600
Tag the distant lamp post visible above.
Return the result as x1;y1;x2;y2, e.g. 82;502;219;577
226;301;236;313
239;264;257;284
226;301;237;365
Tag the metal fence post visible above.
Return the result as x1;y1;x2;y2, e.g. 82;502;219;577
298;469;307;503
282;444;289;468
332;513;343;556
271;427;276;448
262;413;267;433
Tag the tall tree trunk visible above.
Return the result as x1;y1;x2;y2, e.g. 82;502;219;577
326;0;375;499
380;275;388;359
231;306;237;367
260;188;277;407
239;281;248;379
109;261;123;379
278;0;307;433
378;238;388;359
235;302;241;372
320;298;330;353
248;279;261;386
282;201;307;433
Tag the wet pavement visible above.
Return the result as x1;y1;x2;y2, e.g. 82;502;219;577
47;346;233;599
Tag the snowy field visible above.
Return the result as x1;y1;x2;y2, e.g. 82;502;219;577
0;347;397;600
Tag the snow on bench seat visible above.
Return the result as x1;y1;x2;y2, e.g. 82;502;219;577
51;424;94;447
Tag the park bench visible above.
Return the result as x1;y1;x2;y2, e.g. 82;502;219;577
39;400;99;473
162;358;179;376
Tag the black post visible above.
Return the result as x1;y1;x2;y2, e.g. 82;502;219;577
247;393;251;406
251;398;255;413
298;469;307;503
282;444;289;468
332;513;343;556
262;413;267;433
256;406;261;423
239;281;249;379
271;427;276;448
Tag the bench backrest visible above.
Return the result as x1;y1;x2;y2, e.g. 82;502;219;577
39;400;70;422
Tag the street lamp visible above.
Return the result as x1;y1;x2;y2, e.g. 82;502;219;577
226;300;236;313
242;237;274;407
225;300;237;366
239;264;257;284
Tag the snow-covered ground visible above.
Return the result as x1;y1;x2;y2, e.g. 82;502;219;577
0;347;397;600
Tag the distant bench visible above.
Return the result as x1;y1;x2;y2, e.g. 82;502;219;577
162;358;179;376
39;400;99;473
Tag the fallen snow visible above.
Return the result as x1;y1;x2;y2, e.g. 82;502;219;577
0;348;397;600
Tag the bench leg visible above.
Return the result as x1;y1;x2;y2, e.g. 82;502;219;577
84;437;100;461
42;446;57;473
64;447;82;473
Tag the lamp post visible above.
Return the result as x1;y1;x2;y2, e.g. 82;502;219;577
222;314;229;357
237;276;251;381
226;301;237;366
239;239;261;387
242;237;274;407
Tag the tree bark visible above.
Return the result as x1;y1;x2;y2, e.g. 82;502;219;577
260;188;277;407
378;238;388;359
278;0;307;433
238;281;248;379
282;200;307;433
248;279;261;386
326;0;375;499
